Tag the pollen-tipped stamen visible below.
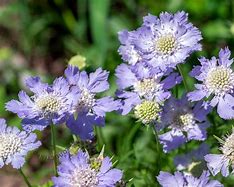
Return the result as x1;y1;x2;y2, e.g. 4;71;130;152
205;67;234;96
70;168;98;187
156;35;177;55
0;134;22;162
134;78;160;97
220;133;234;163
134;100;161;124
35;94;62;115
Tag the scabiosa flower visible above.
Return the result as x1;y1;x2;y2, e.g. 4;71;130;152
157;96;210;152
188;47;234;119
0;119;41;169
204;130;234;177
6;76;78;130
174;143;209;171
64;66;120;140
157;170;223;187
115;63;182;117
52;149;123;187
118;11;202;71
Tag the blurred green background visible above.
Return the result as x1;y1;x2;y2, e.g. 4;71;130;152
0;0;234;186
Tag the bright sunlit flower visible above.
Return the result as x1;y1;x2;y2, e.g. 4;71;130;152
118;11;202;71
188;47;234;119
6;76;78;130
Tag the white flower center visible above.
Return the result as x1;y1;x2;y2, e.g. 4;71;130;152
0;134;22;161
205;67;234;96
221;133;234;163
172;113;195;129
156;34;177;55
77;89;95;112
35;94;62;116
134;100;161;124
70;168;98;187
134;78;160;97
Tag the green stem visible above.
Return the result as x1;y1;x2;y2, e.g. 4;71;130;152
95;126;105;150
51;124;58;176
177;64;189;92
19;168;32;187
151;126;161;175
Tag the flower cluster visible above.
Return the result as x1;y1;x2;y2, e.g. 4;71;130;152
6;65;120;140
116;63;181;124
116;10;231;186
2;9;234;187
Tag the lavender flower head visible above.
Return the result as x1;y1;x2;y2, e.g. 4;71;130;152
188;47;234;119
52;149;123;187
115;63;181;124
158;96;210;152
118;11;202;71
204;129;234;177
0;119;41;169
6;76;78;130
64;66;120;140
157;170;223;187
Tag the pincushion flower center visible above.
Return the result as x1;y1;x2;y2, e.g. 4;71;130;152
134;78;158;96
0;134;22;161
70;168;98;187
205;67;234;95
221;133;234;163
36;95;61;113
134;100;161;124
77;89;95;112
156;35;176;55
173;113;195;129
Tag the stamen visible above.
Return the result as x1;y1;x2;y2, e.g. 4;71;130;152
156;35;177;55
134;100;161;124
70;168;98;187
35;95;61;115
205;67;234;96
134;78;160;97
77;89;95;112
0;134;22;162
220;133;234;163
172;113;195;129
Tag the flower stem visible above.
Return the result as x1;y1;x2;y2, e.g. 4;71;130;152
95;126;105;151
151;125;161;175
177;64;189;91
51;124;58;176
19;168;32;187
